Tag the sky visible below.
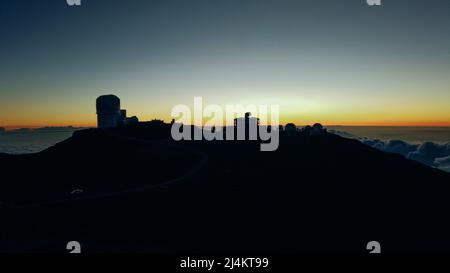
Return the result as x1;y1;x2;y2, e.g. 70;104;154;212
1;0;450;128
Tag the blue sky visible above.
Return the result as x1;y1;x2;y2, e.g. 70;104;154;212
1;0;450;126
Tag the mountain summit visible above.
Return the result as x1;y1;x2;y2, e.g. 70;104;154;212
1;122;450;252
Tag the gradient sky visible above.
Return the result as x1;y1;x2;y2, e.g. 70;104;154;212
1;0;450;128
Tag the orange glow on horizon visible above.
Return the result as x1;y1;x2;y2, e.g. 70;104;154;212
3;120;450;130
288;120;450;127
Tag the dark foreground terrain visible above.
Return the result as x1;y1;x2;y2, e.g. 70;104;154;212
1;123;450;253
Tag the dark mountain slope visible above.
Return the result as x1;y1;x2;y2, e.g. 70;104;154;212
1;123;450;253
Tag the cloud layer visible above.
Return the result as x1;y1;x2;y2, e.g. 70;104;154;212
330;130;450;173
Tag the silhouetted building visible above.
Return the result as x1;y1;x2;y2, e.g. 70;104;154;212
0;127;5;134
120;109;127;124
96;95;139;128
285;123;297;132
96;95;121;128
234;112;260;140
127;116;139;125
234;112;260;127
311;123;326;136
302;125;312;135
148;119;165;125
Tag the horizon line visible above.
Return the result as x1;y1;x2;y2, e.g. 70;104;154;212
3;123;450;130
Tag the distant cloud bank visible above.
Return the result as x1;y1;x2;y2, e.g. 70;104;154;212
0;127;85;155
330;130;450;173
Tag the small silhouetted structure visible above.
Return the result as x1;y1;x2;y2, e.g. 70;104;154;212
311;123;326;136
148;119;165;125
302;125;312;135
120;109;127;123
0;127;5;134
285;123;297;132
234;112;260;140
234;112;260;126
127;116;139;125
